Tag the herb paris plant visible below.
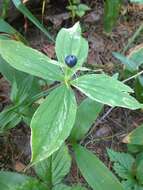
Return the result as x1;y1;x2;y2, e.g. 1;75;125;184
0;22;141;166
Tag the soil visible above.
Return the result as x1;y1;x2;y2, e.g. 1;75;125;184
1;0;143;187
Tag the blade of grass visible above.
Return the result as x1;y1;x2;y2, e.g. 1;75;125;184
11;0;54;42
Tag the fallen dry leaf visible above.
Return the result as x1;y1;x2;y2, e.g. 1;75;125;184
14;161;26;172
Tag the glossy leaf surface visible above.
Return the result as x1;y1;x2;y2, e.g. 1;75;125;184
70;98;103;141
0;40;63;82
74;145;124;190
31;85;77;164
55;22;88;67
72;74;141;109
34;144;71;186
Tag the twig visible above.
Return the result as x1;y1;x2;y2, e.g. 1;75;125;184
123;22;143;53
80;107;114;144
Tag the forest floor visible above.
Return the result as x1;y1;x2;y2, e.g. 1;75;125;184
0;0;143;186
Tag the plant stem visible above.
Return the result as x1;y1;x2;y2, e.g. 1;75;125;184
123;70;143;83
68;0;75;23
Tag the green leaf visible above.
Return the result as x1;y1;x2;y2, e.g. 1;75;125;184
70;98;103;142
0;55;40;103
78;4;91;11
0;56;25;83
113;52;138;72
0;19;27;43
74;144;124;190
71;185;87;190
55;22;88;67
0;171;30;190
128;44;143;67
72;74;141;110
31;85;77;164
34;144;71;186
127;144;143;154
76;4;90;17
104;0;122;33
0;40;63;82
14;178;47;190
122;179;135;190
107;149;134;179
135;76;143;103
53;184;72;190
11;0;54;42
124;124;143;145
130;0;143;3
0;106;21;133
136;159;143;185
53;184;87;190
10;74;40;104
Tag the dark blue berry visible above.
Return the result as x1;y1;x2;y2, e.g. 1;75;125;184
65;55;77;68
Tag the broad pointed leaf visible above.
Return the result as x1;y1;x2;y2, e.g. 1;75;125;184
70;98;103;142
74;145;124;190
31;85;77;164
34;144;71;186
0;40;63;82
55;22;88;67
72;74;141;109
0;171;31;190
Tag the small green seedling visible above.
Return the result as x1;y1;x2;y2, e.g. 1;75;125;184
67;0;90;20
